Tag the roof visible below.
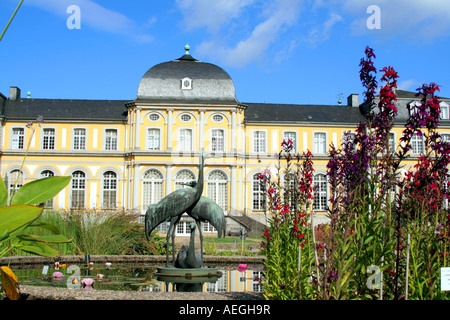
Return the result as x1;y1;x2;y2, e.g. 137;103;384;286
2;98;128;122
243;102;366;124
136;49;238;104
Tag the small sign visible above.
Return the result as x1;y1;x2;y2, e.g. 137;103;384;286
42;265;49;275
441;267;450;291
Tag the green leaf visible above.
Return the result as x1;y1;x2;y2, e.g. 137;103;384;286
29;221;62;234
18;234;72;243
11;176;71;205
0;204;43;237
0;178;7;207
16;239;60;257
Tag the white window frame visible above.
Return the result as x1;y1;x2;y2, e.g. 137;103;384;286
313;131;328;155
440;102;449;120
41;127;56;150
411;132;424;155
40;169;55;208
72;128;87;150
252;173;265;211
11;127;25;150
252;130;267;153
313;173;328;211
210;128;225;152
142;169;164;211
104;128;118;151
207;170;228;211
146;127;162;151
70;170;86;209
282;130;298;153
101;171;117;210
178;128;193;152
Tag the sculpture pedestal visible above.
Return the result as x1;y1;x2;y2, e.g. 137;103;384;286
155;266;222;279
155;266;222;292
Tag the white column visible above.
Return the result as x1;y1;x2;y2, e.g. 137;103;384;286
133;163;140;212
167;108;173;151
199;109;205;151
127;165;132;210
165;165;172;196
231;109;236;152
231;166;236;211
134;108;141;150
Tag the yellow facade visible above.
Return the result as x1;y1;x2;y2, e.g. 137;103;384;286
1;48;450;234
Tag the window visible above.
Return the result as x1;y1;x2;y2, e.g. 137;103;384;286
212;114;224;123
102;171;117;209
71;171;86;209
180;114;192;122
411;132;424;155
7;169;24;199
178;129;192;151
147;128;161;150
211;129;225;152
104;129;117;151
40;170;54;208
253;131;266;153
283;131;297;152
313;174;327;211
11;128;24;149
181;77;192;90
42;128;55;150
442;134;450;143
149;113;160;122
142;169;164;210
207;170;228;211
313;132;327;154
175;170;195;190
252;173;264;210
73;128;86;150
441;102;449;120
388;132;395;154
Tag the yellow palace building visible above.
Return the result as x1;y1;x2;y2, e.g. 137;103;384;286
1;45;449;236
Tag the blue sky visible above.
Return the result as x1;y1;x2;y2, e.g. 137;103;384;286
1;0;449;105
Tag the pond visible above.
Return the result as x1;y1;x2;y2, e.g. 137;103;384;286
8;262;265;293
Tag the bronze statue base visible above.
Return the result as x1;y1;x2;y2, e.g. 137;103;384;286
155;266;222;279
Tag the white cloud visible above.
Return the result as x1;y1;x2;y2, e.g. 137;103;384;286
25;0;153;43
193;0;303;67
398;79;419;91
304;12;343;47
176;0;255;33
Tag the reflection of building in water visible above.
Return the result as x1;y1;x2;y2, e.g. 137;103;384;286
149;268;263;293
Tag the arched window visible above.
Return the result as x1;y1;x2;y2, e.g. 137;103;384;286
175;169;195;190
252;173;264;211
142;169;163;210
71;171;86;209
102;171;117;209
7;169;24;200
40;170;55;208
313;174;327;211
207;170;228;211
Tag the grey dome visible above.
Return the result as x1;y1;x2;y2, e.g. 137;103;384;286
136;48;238;104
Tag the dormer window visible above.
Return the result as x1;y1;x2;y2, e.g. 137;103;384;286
181;77;192;90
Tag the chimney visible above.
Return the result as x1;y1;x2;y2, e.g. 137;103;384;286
347;94;359;107
9;86;21;100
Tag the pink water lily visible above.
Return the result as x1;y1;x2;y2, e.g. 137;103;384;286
52;272;63;278
81;278;94;287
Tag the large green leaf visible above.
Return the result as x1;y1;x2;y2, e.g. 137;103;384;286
15;239;60;257
11;176;71;205
0;204;43;237
18;234;72;243
0;178;7;207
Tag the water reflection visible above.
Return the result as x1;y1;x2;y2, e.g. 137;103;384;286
9;264;265;294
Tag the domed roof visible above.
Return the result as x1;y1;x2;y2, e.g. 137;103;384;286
136;44;238;104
